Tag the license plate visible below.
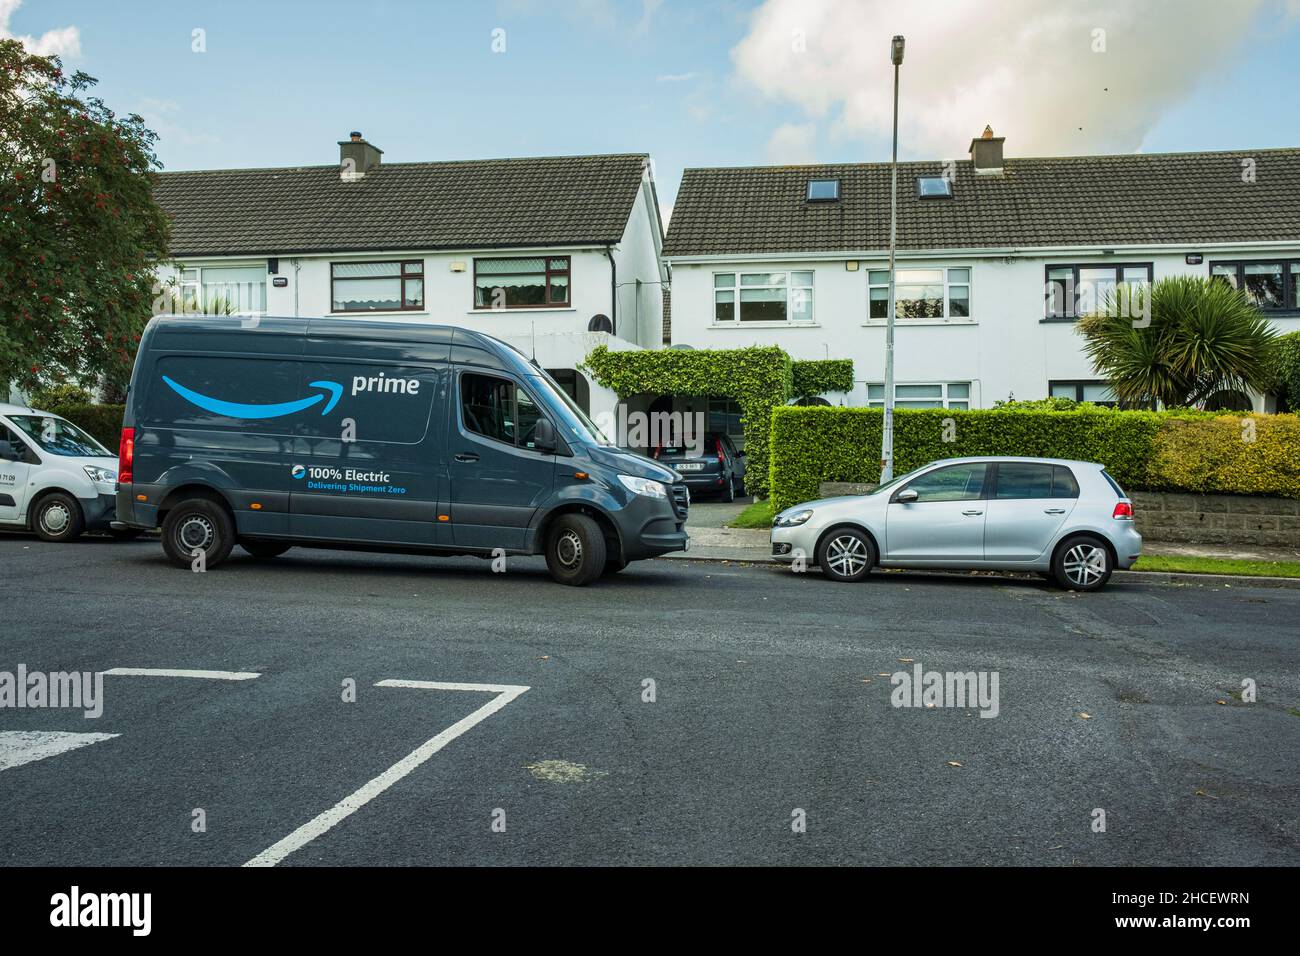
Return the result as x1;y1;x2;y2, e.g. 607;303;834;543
674;462;704;472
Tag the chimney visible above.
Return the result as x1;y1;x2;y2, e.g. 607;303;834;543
969;125;1005;175
339;131;383;180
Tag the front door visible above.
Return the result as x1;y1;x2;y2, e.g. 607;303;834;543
450;371;555;552
0;424;32;523
983;462;1080;561
885;461;989;561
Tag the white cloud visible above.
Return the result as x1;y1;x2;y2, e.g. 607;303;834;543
766;122;817;164
0;0;80;57
732;0;1299;159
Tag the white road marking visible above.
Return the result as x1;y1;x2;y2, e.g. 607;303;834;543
100;668;261;681
0;731;120;772
244;680;530;867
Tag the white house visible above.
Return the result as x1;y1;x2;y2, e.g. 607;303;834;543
151;133;668;422
663;132;1300;413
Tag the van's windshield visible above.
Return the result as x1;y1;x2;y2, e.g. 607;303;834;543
8;415;112;457
527;373;613;446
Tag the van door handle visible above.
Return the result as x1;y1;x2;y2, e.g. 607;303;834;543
1044;508;1066;514
454;452;479;463
962;509;983;516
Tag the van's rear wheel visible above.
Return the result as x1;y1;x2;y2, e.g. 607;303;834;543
162;499;235;570
32;492;84;543
240;540;292;559
545;513;606;586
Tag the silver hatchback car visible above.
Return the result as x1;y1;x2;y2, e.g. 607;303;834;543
771;457;1142;591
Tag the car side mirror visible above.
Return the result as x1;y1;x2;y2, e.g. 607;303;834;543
895;488;919;504
533;418;558;453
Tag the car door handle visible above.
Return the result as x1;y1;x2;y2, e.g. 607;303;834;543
1043;508;1066;514
962;509;983;516
454;452;479;463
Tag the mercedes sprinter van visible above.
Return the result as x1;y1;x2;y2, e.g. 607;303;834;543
114;315;689;585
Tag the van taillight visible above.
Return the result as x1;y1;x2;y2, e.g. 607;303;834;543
118;427;134;484
1113;501;1133;520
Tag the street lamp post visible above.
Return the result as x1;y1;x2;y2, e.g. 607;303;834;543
880;34;904;483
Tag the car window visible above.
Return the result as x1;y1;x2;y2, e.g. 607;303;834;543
1052;466;1080;498
460;372;545;449
995;463;1080;499
902;462;988;502
8;415;110;457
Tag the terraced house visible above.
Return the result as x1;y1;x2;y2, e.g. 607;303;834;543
150;134;668;423
663;132;1300;413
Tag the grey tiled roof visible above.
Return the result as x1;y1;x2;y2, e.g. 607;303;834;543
661;148;1300;257
154;153;650;257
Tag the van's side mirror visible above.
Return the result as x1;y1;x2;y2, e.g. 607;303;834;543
895;488;919;504
533;418;558;453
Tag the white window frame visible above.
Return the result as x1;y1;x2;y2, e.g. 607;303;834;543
713;270;815;325
866;381;972;410
867;266;972;322
178;264;268;315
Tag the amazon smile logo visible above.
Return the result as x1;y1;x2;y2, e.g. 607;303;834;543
161;376;343;419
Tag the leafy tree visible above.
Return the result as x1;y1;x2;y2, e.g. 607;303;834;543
0;39;170;397
1077;275;1277;408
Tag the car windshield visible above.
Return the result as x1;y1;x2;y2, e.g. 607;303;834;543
868;464;928;496
8;415;111;457
525;372;613;446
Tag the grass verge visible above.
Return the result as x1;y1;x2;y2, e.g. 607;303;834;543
1134;555;1300;578
728;499;775;529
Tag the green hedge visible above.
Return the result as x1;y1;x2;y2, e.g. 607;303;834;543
42;403;125;450
1275;331;1300;409
768;405;1300;511
583;344;792;496
790;359;854;397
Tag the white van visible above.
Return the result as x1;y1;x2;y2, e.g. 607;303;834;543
0;402;138;542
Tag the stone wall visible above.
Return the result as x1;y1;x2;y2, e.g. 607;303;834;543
818;482;1300;549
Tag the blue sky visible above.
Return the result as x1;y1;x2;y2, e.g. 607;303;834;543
7;0;1299;215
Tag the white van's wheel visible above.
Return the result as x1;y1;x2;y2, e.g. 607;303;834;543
162;498;236;569
32;492;85;543
545;513;606;586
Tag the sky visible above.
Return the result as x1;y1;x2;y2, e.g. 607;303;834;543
5;0;1300;221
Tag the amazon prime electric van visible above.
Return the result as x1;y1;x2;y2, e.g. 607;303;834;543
114;315;689;585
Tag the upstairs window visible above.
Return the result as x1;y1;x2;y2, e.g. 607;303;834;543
1210;260;1299;311
714;271;814;323
331;260;424;313
869;267;970;319
806;179;840;201
474;256;571;309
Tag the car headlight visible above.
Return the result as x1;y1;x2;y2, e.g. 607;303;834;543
617;474;668;499
84;465;117;483
774;509;814;527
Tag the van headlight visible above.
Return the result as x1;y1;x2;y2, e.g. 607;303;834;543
84;465;117;483
617;474;668;499
774;509;814;527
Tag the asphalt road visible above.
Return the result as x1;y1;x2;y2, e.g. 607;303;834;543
1;531;1298;866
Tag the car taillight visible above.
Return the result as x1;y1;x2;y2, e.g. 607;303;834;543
652;446;661;459
118;427;134;484
1113;501;1133;520
716;438;726;463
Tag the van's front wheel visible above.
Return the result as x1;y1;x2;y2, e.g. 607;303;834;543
545;513;606;586
162;499;235;570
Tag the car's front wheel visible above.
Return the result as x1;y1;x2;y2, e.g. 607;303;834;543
1053;534;1113;591
816;526;876;583
31;492;84;543
545;513;607;586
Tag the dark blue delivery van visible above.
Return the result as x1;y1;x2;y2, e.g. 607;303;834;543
114;315;690;585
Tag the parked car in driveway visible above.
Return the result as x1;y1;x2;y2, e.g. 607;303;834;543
653;432;746;501
770;457;1141;591
0;402;138;542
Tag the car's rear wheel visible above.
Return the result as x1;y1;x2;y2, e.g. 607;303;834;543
816;526;876;583
545;513;606;586
31;492;84;543
1053;534;1112;591
240;539;292;559
161;498;236;570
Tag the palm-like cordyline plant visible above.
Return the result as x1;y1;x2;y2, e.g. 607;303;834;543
1077;275;1277;408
